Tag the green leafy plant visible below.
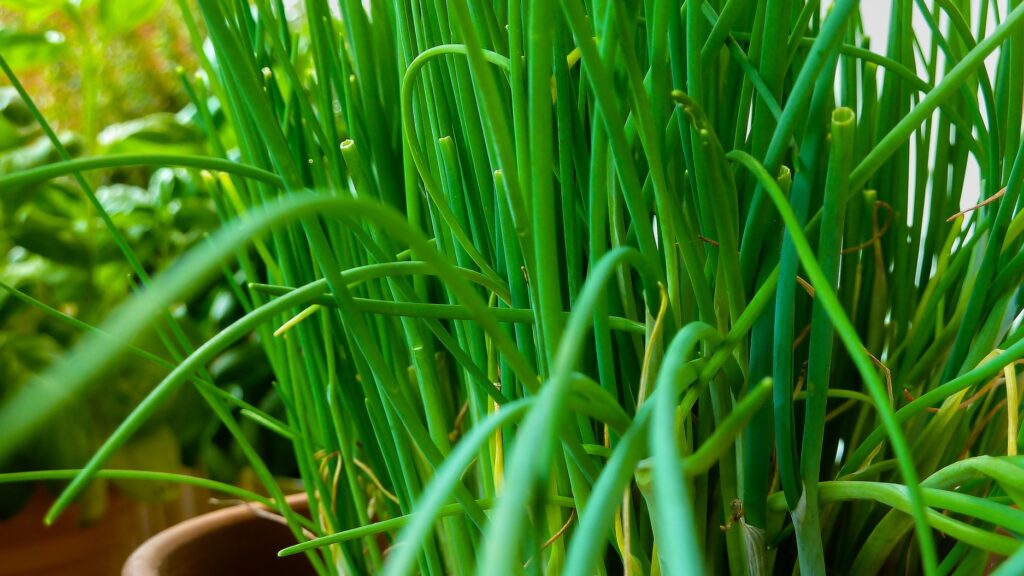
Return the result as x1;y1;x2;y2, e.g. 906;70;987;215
0;84;284;519
3;0;1024;574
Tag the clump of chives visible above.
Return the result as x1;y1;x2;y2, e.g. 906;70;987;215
3;1;1024;575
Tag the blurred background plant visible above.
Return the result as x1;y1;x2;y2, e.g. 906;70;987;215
0;0;196;148
0;0;287;523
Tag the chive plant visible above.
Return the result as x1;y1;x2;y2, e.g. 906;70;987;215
3;0;1024;574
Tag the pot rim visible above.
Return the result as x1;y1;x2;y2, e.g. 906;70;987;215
122;492;309;576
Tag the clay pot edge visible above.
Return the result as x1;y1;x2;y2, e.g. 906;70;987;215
122;493;309;576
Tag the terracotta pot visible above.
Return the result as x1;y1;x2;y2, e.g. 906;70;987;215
123;493;316;576
0;484;211;576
